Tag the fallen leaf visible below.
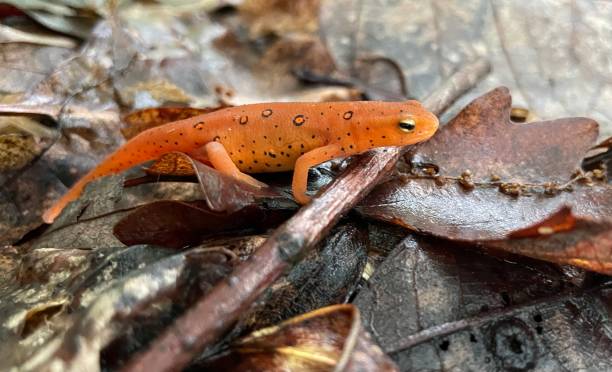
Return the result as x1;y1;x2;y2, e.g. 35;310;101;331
199;304;398;371
358;87;611;240
354;235;612;371
113;200;294;249
484;207;612;275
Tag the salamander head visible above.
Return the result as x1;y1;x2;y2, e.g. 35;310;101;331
353;100;439;151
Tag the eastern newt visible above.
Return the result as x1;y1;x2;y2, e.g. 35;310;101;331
43;101;438;223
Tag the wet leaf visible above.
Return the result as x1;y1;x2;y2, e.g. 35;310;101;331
121;106;226;140
113;200;294;249
200;304;398;371
34;172;204;248
484;207;612;275
358;87;610;240
354;235;612;371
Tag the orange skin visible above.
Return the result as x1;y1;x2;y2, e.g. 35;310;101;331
43;101;439;223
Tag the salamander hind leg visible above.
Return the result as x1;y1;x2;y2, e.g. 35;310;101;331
197;142;267;188
292;144;343;204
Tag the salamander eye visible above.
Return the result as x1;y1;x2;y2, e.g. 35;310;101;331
399;118;416;132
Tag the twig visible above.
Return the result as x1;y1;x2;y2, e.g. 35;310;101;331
121;58;491;372
422;58;491;116
385;281;612;354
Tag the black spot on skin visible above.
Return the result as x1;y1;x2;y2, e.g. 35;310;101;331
179;132;184;136
238;160;243;164
276;163;282;167
300;144;304;149
343;111;353;120
165;140;169;143
248;166;253;170
230;152;234;156
280;151;285;155
293;114;306;126
349;145;354;149
241;144;245;147
268;152;277;158
252;150;255;154
278;137;282;141
320;112;324;116
252;140;256;144
366;127;370;131
337;137;341;141
264;136;268;139
239;116;248;125
254;160;258;163
238;149;241;153
174;141;179;145
193;122;205;130
381;135;386;139
346;132;351;136
265;162;271;167
274;125;279;128
262;109;273;118
311;135;315;139
300;152;305;155
341;147;345;152
288;145;292;149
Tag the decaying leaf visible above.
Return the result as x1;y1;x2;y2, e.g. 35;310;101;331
358;87;611;240
144;152;197;177
113;200;293;249
200;304;398;371
484;207;612;275
355;235;612;371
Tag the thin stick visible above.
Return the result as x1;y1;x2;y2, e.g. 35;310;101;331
423;58;491;116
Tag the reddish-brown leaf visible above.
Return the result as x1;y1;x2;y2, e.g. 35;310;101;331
485;207;612;275
358;87;610;240
113;200;293;249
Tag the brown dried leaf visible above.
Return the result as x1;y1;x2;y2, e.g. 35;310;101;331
144;152;197;177
485;207;612;275
200;304;398;371
358;87;610;240
113;200;293;249
121;106;226;140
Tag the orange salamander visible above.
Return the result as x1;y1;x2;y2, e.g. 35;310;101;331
43;101;439;223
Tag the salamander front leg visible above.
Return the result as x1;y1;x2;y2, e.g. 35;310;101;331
195;142;267;188
292;144;342;204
